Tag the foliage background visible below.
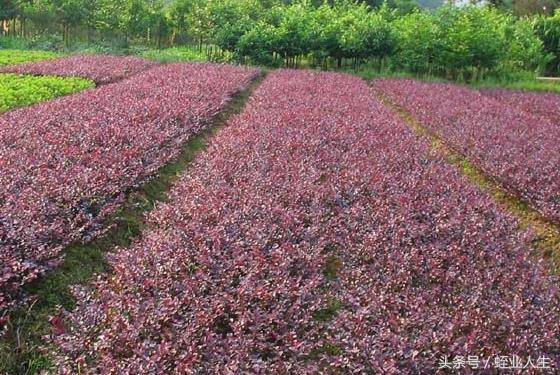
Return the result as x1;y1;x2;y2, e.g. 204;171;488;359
1;0;560;80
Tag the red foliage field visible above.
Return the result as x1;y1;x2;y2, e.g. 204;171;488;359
51;70;559;373
374;79;560;224
482;88;560;125
0;54;158;85
0;63;258;313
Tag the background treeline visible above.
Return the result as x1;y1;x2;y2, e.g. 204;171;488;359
2;0;560;80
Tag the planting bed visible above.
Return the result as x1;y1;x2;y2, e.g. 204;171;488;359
0;49;58;66
0;54;158;85
51;70;559;373
374;79;560;224
0;73;93;113
0;63;258;314
482;88;560;125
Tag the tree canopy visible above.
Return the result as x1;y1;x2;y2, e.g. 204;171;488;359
0;0;558;78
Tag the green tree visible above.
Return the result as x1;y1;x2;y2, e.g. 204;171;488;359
237;21;280;66
0;0;19;35
187;0;213;50
338;4;394;66
392;10;440;73
0;0;19;23
501;16;550;75
273;2;315;66
435;6;506;79
210;0;261;53
310;3;342;67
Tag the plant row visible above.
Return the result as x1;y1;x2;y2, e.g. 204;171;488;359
0;54;158;85
0;63;258;315
51;70;560;373
0;49;58;66
374;79;560;224
0;73;93;113
482;87;560;125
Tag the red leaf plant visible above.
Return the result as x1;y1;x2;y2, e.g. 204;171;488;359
51;71;559;373
0;63;258;313
0;54;158;85
374;79;560;224
482;87;560;126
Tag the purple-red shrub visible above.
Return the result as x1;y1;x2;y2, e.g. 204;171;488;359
482;88;560;125
51;70;560;374
0;54;158;85
0;63;258;313
374;79;560;224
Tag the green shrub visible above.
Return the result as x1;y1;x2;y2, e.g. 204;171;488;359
0;36;32;50
0;73;93;112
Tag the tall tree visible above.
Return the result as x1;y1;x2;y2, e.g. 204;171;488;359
0;0;19;34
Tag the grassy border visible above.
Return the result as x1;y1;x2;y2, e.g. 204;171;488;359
0;71;266;375
371;85;560;274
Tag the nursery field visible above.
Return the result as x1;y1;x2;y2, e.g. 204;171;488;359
0;60;257;314
0;58;559;373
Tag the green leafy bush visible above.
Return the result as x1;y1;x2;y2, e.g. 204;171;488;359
0;73;93;112
0;37;32;50
0;49;59;66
